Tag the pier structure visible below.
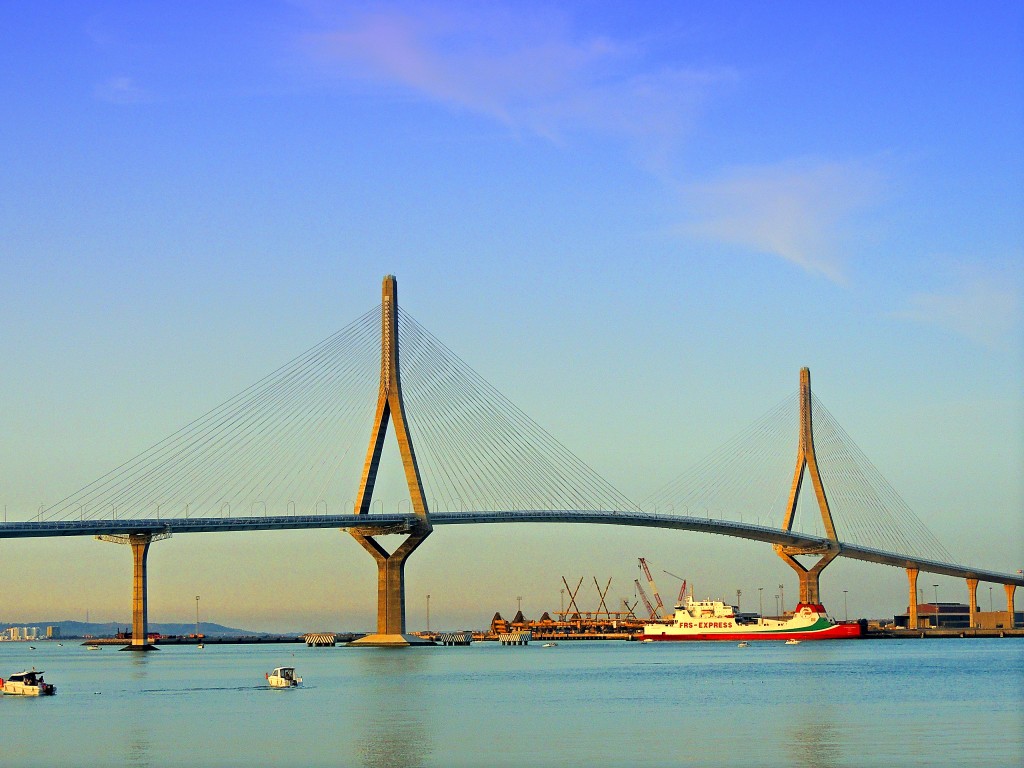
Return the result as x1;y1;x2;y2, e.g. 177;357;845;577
347;275;433;647
773;368;840;608
97;531;170;650
906;567;920;628
1005;584;1016;629
966;577;978;628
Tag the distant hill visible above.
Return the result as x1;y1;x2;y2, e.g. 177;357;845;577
2;620;279;638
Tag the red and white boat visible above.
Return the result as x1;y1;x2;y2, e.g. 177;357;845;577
641;594;863;641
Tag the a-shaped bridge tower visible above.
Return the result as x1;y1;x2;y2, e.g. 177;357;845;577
773;367;840;608
347;275;433;646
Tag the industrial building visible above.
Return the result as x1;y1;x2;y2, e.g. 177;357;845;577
893;602;1023;630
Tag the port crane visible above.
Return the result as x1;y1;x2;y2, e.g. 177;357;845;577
633;578;658;619
662;569;688;606
638;558;666;617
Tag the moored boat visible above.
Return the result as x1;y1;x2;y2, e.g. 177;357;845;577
266;667;301;688
641;594;863;641
1;669;56;696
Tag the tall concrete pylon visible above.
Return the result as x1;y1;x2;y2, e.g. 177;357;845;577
773;368;841;608
347;275;433;646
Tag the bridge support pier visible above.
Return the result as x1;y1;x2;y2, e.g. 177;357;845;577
1005;584;1016;629
907;567;920;629
124;533;157;651
96;531;168;650
775;549;837;606
348;529;432;646
966;578;978;629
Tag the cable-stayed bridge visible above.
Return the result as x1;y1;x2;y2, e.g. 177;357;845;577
3;276;1020;647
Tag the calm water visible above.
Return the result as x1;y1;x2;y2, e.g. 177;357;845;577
1;638;1021;767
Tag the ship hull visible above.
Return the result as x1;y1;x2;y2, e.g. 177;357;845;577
641;600;864;641
640;621;863;641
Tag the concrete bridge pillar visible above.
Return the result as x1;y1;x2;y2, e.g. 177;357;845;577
97;531;167;650
349;527;431;645
774;548;837;606
125;533;157;651
966;578;978;629
906;567;919;629
1005;584;1017;629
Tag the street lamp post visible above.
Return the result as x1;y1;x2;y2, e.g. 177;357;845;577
843;590;849;622
933;584;939;628
758;587;764;618
778;584;785;615
195;595;200;636
736;589;741;612
989;586;993;612
426;594;431;632
774;594;779;616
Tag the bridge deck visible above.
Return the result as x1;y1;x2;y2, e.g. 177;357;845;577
2;511;1020;587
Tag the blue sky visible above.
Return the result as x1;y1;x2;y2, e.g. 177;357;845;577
1;2;1021;632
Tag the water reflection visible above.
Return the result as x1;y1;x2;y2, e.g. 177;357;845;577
786;705;839;768
352;650;435;768
125;652;153;768
125;727;152;768
127;649;153;680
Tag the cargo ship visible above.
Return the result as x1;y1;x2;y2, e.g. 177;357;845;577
640;594;863;641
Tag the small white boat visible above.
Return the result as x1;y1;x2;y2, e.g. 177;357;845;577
542;642;558;648
87;644;101;651
2;669;56;696
266;667;301;688
785;639;801;645
737;642;749;648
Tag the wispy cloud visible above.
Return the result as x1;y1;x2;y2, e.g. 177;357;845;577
94;76;151;104
894;272;1021;349
678;159;883;284
301;5;733;146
